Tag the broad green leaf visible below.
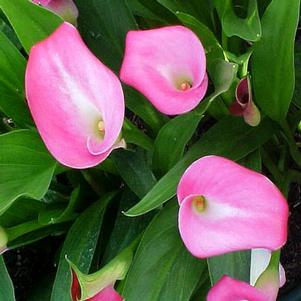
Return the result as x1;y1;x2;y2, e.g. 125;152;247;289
157;0;214;28
122;202;207;301
75;0;136;72
176;12;224;65
208;251;251;284
0;0;63;53
0;130;56;214
0;256;15;301
124;86;167;135
7;222;70;250
123;118;154;151
38;187;80;225
51;193;114;301
0;17;22;49
102;190;153;264
0;198;45;227
126;117;276;216
214;0;261;41
112;149;157;198
252;0;300;121
127;0;167;22
0;30;32;127
153;112;203;175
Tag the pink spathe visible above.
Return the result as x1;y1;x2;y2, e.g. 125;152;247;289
25;22;125;169
177;155;288;258
120;26;208;115
87;286;123;301
207;276;267;301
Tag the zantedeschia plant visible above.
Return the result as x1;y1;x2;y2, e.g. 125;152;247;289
120;26;208;115
0;0;300;300
32;0;78;25
25;22;125;168
177;155;288;258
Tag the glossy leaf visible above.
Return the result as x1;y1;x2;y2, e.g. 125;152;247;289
123;118;154;151
75;0;136;72
0;0;63;53
122;202;207;301
152;112;203;176
0;30;32;127
0;256;15;301
214;0;261;42
157;0;213;28
112;149;157;198
125;117;276;216
0;130;56;214
50;193;114;301
252;0;300;121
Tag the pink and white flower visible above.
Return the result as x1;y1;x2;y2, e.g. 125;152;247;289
120;26;208;115
177;155;288;258
25;23;125;169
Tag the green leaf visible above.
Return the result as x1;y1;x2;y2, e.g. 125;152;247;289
214;0;261;42
102;190;153;263
124;86;167;135
75;0;136;72
0;198;45;227
125;117;276;216
0;0;63;53
123;117;154;151
208;251;251;284
153;111;203;175
157;0;214;28
51;193;114;301
176;12;224;65
0;256;15;301
112;149;157;198
252;0;300;121
38;187;80;225
0;130;56;214
122;202;207;301
0;30;32;127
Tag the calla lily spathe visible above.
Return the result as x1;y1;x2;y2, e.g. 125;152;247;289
120;26;208;115
177;155;288;258
25;22;125;169
229;76;261;126
32;0;78;25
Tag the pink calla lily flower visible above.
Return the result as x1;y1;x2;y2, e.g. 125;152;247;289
120;26;208;115
32;0;78;25
229;76;261;126
25;22;125;169
177;155;288;258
